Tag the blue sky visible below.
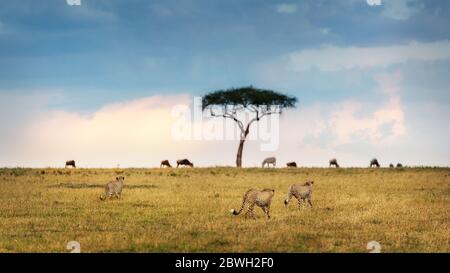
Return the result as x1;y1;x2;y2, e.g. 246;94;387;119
0;0;449;167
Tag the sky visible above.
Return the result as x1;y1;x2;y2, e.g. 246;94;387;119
0;0;449;167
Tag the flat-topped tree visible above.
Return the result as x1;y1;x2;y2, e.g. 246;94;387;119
202;86;297;167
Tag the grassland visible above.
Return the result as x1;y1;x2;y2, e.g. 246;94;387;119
0;167;448;253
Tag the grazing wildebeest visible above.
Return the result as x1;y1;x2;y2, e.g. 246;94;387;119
389;163;394;168
370;158;380;168
65;160;76;168
177;159;194;168
160;160;172;168
329;158;340;168
396;163;403;168
262;157;276;168
286;162;297;168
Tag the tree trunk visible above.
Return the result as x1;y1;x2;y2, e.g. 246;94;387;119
236;125;251;168
236;139;245;168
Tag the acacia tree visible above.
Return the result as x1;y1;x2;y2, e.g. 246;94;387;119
202;86;297;167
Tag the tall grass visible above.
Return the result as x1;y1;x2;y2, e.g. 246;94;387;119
0;167;448;253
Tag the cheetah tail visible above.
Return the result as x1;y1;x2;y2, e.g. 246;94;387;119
230;190;251;215
230;200;245;215
230;206;243;216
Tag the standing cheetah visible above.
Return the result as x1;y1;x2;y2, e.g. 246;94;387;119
284;181;314;208
231;189;275;219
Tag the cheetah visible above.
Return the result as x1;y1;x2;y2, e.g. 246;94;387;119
230;189;275;219
284;181;314;208
100;176;125;201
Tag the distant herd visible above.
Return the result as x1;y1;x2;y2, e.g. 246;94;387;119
65;157;405;169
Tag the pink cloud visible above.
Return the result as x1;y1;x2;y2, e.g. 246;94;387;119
329;71;406;145
14;95;192;167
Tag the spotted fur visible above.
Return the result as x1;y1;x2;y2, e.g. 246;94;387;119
100;176;125;201
230;189;275;219
284;181;314;208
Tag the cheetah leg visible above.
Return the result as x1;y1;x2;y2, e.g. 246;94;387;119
264;207;271;219
260;207;268;219
301;198;307;208
244;204;250;219
307;198;313;208
247;204;256;219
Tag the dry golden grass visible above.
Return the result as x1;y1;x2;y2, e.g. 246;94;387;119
0;167;448;253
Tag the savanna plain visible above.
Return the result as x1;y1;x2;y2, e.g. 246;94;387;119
0;167;448;253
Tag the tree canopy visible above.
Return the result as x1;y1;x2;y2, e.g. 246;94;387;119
202;86;297;110
201;86;298;167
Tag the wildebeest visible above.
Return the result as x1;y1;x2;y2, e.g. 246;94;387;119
160;160;172;168
262;157;276;168
177;159;194;168
370;158;380;168
65;160;76;168
396;163;403;168
286;162;297;168
329;158;340;168
389;163;394;168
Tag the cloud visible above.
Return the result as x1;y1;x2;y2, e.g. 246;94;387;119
276;3;297;14
319;28;330;35
333;71;405;145
382;0;422;20
0;77;447;167
278;71;406;147
0;94;193;167
267;70;409;166
366;0;382;6
286;40;450;72
328;96;405;145
0;93;283;167
327;71;406;145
